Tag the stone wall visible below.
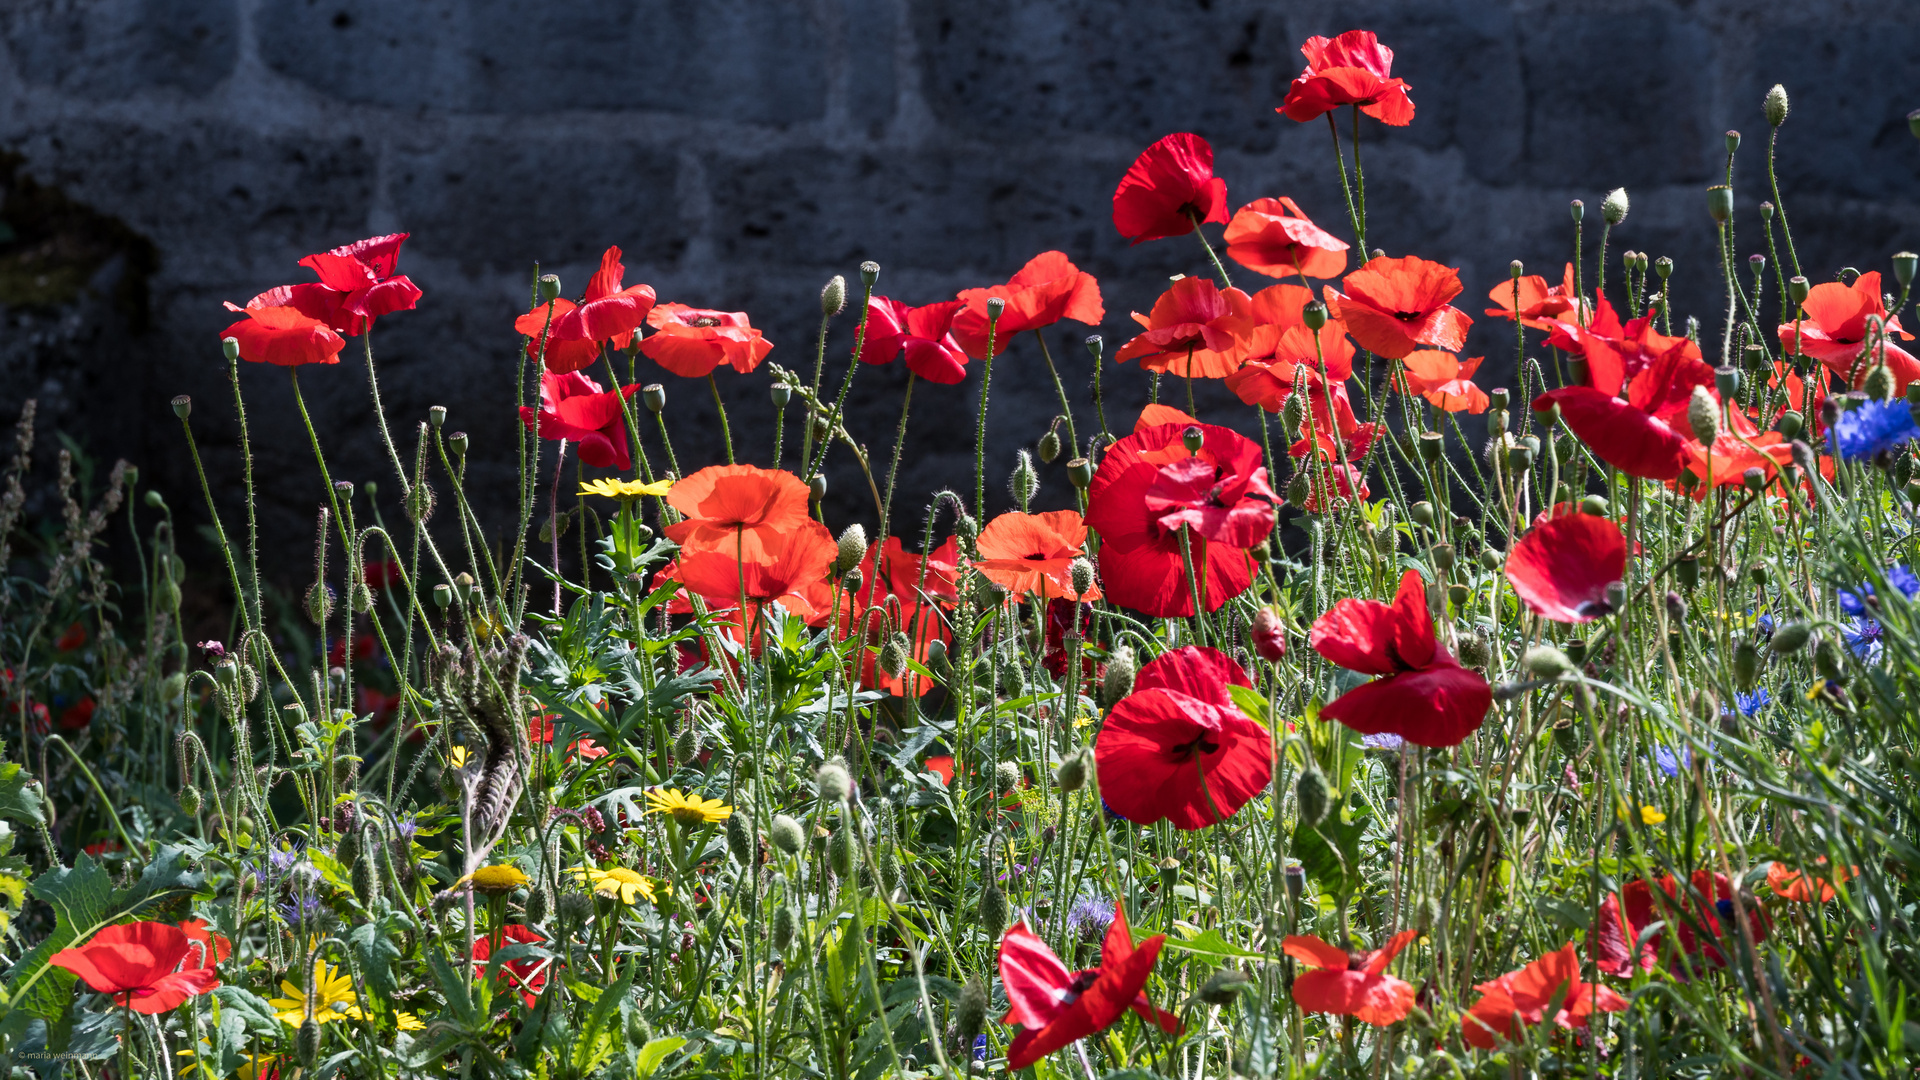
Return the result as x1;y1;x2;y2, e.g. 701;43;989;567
2;0;1917;577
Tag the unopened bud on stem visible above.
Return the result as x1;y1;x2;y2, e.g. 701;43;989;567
1601;187;1629;225
1764;84;1789;127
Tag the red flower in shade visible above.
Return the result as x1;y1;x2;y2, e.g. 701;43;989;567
328;633;376;670
998;902;1180;1070
975;510;1099;602
1277;31;1415;127
518;371;640;470
471;924;550;1008
1548;295;1703;393
1504;513;1627;624
58;696;95;731
1766;858;1859;903
1533;329;1717;481
664;464;813;562
1595;871;1770;977
639;303;773;378
363;560;403;589
1113;277;1256;378
1042;598;1102;680
855;297;970;384
849;537;960;697
1779;271;1918;390
1284;930;1418;1025
1486;263;1584;330
949;252;1105;359
50;921;222;1014
516;246;657;374
1094;646;1272;829
924;755;955;786
670;519;839;630
1112;133;1231;246
1084;417;1274;618
1672;409;1794;501
1461;944;1628;1050
527;713;607;762
1224;197;1350;280
1400;352;1489;414
1309;570;1491;747
219;305;347;367
54;622;86;651
295;233;423;334
1326;255;1472;359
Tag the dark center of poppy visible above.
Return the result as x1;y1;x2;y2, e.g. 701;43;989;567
1346;951;1370;971
691;316;723;328
1168;735;1220;761
1024;552;1049;561
1573;599;1614;618
1394;311;1425;323
1063;969;1100;1000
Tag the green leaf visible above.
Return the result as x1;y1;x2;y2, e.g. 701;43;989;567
636;1035;688;1077
1293;815;1366;903
2;855;113;1028
0;763;46;827
349;917;406;1003
1226;684;1271;727
1158;928;1266;961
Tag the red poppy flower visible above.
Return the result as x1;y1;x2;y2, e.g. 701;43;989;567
664;464;813;562
1286;381;1377;463
670;519;839;630
516;246;657;374
50;921;222;1014
854;296;970;384
1326;255;1471;359
974;510;1098;602
1095;646;1272;829
949;252;1105;359
1486;263;1584;330
1250;607;1287;661
527;713;607;762
517;371;639;470
1462;943;1627;1050
83;840;122;857
471;924;549;1008
1277;31;1415;127
1113;277;1256;378
59;697;95;731
1224;197;1350;280
296;233;423;334
998;902;1180;1070
1548;295;1704;394
1779;271;1918;390
1595;871;1770;977
219;304;347;367
1084;420;1273;617
1284;930;1418;1025
1112;133;1231;246
849;537;959;697
639;303;773;378
54;622;86;651
177;919;231;968
1042;598;1102;680
924;755;955;785
1766;858;1859;903
1400;352;1488;414
1504;514;1626;624
1533;334;1717;481
1672;408;1794;501
1309;570;1491;747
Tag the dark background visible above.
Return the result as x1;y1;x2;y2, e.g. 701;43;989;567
2;0;1918;590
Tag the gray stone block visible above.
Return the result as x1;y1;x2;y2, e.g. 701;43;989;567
1744;22;1920;202
2;0;237;99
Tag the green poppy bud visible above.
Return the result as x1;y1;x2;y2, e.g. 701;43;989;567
1199;967;1254;1006
1295;766;1331;827
817;760;853;805
1688;385;1722;445
1056;748;1088;793
1764;84;1789;127
1601;187;1629;225
1523;644;1572;679
1101;646;1136;708
834;524;868;575
297;1018;321;1066
828;823;856;879
821;275;847;317
957;977;990;1046
771;903;796;951
1865;365;1895;402
1814;635;1845;684
1038;428;1061;464
770;814;805;855
1733;640;1761;691
980;883;1009;943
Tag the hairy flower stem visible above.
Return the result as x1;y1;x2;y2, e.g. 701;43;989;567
1188;208;1234;290
974;320;1000;518
1326;114;1366;264
1035;332;1081;461
708;374;736;465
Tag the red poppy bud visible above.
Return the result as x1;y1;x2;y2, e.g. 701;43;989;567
1250;608;1287;661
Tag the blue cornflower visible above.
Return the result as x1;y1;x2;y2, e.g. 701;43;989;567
1653;745;1691;778
972;1035;989;1062
1831;399;1920;460
1734;689;1770;717
1064;895;1115;942
1844;618;1884;659
1837;562;1920;616
1755;613;1775;637
1361;732;1406;751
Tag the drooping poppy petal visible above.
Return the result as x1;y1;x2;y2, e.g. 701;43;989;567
220;305;347;367
1505;514;1627;623
950;252;1105;359
1310;571;1489;747
1278;30;1415;126
1095;647;1271;829
999;902;1176;1071
1400;351;1489;413
1285;930;1419;1026
1486;263;1584;330
1766;858;1859;903
1461;944;1627;1049
1224;196;1350;279
518;371;640;470
1113;277;1255;377
672;520;839;635
1534;386;1694;481
1327;255;1471;359
1112;133;1231;246
640;303;773;377
974;510;1098;601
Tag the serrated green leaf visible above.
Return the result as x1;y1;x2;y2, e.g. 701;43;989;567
349;917;405;1003
0;763;46;827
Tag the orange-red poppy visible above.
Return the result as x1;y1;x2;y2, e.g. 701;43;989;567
1462;944;1627;1049
1112;277;1255;378
1111;133;1231;246
639;303;773;378
1670;408;1794;501
1400;351;1489;413
974;510;1098;602
1766;857;1859;903
1224;197;1350;279
670;519;839;630
1277;30;1414;126
849;537;960;697
219;304;346;367
1283;930;1418;1025
1486;262;1584;330
664;464;813;562
516;246;657;373
949;251;1104;359
1326;255;1472;359
1778;271;1919;390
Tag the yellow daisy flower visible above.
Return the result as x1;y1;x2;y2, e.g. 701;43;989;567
449;745;471;769
1616;802;1667;826
576;865;659;905
269;959;364;1025
395;1011;425;1032
645;788;733;826
460;864;530;893
578;477;673;500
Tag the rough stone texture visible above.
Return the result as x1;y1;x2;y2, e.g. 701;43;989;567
1;0;1917;584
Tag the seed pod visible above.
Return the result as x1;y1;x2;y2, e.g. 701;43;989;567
1457;630;1492;670
1101;646;1136;708
828;824;856;879
979;883;1009;943
1733;640;1761;691
956;977;990;1047
447;430;469;455
432;583;452;608
1569;198;1585;223
297;1018;321;1067
770;814;805;855
1430;543;1455;572
1067;457;1094;490
1895;252;1918;289
859;260;881;289
558;890;594;926
1302;301;1329;331
771;904;797;952
809;473;828;503
1775;409;1803;440
835;524;868;575
1409;500;1435;527
171;394;193;419
1523;644;1572;679
1295;766;1331;827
